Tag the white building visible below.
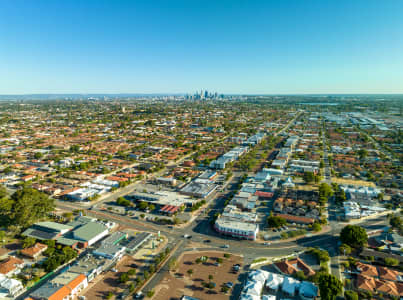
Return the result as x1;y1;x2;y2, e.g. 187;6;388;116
0;275;24;297
214;217;259;240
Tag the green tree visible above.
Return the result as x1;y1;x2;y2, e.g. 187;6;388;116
34;152;43;159
267;214;286;228
294;270;307;281
312;222;322;232
187;269;193;276
22;237;36;248
119;273;129;283
319;183;333;198
168;258;177;271
344;290;359;300
340;225;368;248
0;191;13;226
318;273;343;300
128;268;136;276
339;243;352;255
357;149;368;159
303;171;315;183
146;290;155;298
390;215;402;230
384;257;399;266
8;188;54;227
0;230;5;243
138;201;148;211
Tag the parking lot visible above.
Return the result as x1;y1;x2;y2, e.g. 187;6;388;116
153;251;243;300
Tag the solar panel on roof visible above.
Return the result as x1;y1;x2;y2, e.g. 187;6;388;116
29;229;57;240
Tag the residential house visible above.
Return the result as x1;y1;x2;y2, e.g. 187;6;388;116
20;243;48;260
0;256;24;276
274;258;315;278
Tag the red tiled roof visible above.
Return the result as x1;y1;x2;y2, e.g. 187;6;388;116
0;256;24;275
67;273;86;290
48;286;70;300
20;243;47;258
356;262;378;277
378;266;400;281
275;258;315;277
254;191;274;198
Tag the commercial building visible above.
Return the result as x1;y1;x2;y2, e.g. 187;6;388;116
180;180;217;198
101;231;128;245
209;146;248;169
93;244;126;260
68;254;105;282
22;222;73;241
29;273;87;300
69;221;109;247
125;232;153;254
214;217;259;240
128;190;193;207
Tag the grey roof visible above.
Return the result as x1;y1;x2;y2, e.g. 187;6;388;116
56;236;80;246
73;222;107;242
126;232;152;250
67;216;96;228
102;231;127;245
94;243;124;257
34;221;73;232
29;281;63;299
22;228;59;240
69;254;106;275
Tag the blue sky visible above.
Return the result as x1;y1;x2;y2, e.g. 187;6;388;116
1;0;403;94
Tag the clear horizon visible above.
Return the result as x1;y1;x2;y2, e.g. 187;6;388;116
1;0;403;94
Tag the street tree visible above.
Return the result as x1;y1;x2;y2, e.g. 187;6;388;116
339;243;352;256
267;213;286;228
340;225;368;248
344;290;358;300
318;273;343;300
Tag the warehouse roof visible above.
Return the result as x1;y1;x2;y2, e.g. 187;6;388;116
73;222;107;242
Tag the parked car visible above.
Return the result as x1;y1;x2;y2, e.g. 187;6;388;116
225;282;234;288
222;244;230;248
204;239;211;243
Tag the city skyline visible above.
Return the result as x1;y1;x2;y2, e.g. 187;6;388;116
1;0;403;94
